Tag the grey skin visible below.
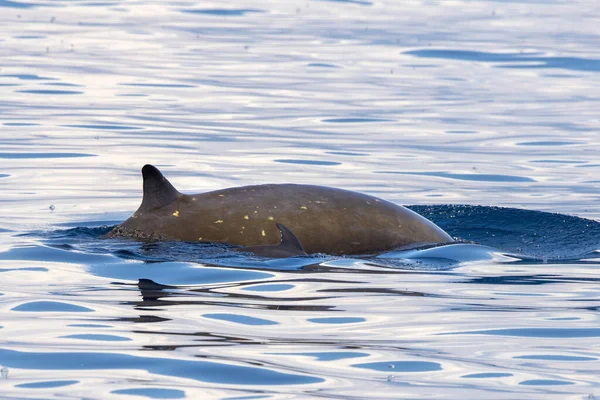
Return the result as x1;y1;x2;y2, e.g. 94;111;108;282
107;164;454;257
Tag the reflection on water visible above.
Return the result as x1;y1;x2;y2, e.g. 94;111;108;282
1;0;600;398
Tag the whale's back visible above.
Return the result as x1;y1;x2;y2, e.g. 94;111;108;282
112;173;453;255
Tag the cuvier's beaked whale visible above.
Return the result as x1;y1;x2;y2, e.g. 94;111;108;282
107;165;454;257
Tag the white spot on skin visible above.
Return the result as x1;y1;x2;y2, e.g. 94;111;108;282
173;210;180;217
214;220;223;224
261;230;266;236
244;215;249;220
198;237;203;241
300;206;307;210
268;216;274;220
192;197;196;201
253;211;258;214
218;194;225;197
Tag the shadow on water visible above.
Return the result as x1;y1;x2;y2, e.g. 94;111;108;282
409;205;600;260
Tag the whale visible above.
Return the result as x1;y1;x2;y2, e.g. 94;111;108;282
107;165;454;257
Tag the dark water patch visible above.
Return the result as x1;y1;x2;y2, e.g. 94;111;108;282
530;159;585;164
410;204;600;259
517;141;580;146
0;152;95;159
464;274;600;287
60;334;131;341
514;354;596;361
405;49;538;62
462;372;512;378
2;74;55;80
274;159;341;166
204;313;278;326
181;8;263;16
446;130;477;134
0;174;8;178
0;348;323;385
307;63;341;68
382;171;535;183
115;93;149;97
13;35;45;39
41;82;83;87
112;388;185;399
322;118;393;123
12;301;94;312
3;122;40;126
68;324;112;328
353;361;442;372
16;380;79;389
120;83;196;88
519;379;574;386
308;317;365;324
445;328;600;338
63;124;142;130
16;89;83;95
406;49;600;72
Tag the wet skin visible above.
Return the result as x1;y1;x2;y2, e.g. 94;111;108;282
108;165;454;256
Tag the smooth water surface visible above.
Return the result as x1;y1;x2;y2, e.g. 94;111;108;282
1;0;599;399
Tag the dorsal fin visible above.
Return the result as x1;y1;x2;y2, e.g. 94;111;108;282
275;223;306;254
140;164;180;210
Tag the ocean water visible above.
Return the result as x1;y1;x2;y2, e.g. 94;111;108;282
1;0;600;398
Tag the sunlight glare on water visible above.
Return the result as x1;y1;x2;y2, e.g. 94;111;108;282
0;0;599;398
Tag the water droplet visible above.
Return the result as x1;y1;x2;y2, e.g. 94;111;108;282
1;366;8;379
49;205;55;211
386;375;395;382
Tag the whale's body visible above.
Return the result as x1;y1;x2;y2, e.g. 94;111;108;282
108;165;453;256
